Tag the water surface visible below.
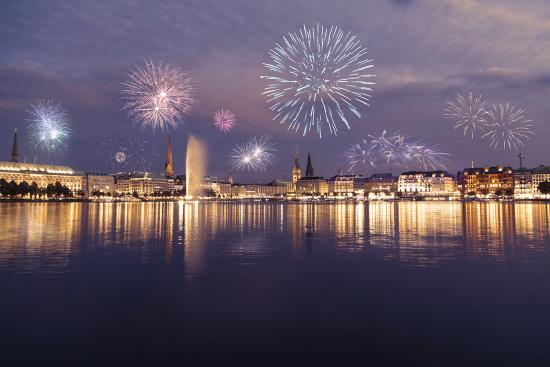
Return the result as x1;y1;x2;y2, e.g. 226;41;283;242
2;202;550;365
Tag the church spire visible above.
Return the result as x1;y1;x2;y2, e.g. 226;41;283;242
305;152;314;177
293;149;300;170
11;128;19;163
164;134;174;178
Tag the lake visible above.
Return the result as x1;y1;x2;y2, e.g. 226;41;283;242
2;201;550;365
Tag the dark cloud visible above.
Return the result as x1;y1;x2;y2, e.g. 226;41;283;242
0;0;549;180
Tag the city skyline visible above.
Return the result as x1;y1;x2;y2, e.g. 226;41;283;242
0;0;549;182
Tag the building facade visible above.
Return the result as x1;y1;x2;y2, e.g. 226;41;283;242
83;172;114;196
513;168;533;199
0;161;83;193
460;166;514;196
114;172;174;196
328;174;366;197
398;171;457;198
532;165;550;198
364;173;398;200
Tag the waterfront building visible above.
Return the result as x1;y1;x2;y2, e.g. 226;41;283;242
398;171;458;198
328;174;366;197
0;161;83;193
532;165;550;198
295;153;328;196
460;166;514;197
114;172;174;196
83;172;114;196
364;173;398;200
291;151;301;193
165;135;174;178
513;168;533;199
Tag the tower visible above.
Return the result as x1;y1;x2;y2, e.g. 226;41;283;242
292;151;301;186
10;128;19;163
165;134;174;178
305;152;314;177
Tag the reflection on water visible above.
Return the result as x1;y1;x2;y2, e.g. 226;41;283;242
0;201;549;273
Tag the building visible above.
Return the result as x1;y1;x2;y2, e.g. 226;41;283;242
83;172;114;196
364;173;398;199
532;165;550;198
460;166;514;197
398;171;458;198
0;161;83;193
296;153;328;196
11;129;19;163
165;135;174;178
513;168;533;199
328;174;366;197
291;151;301;193
114;172;174;196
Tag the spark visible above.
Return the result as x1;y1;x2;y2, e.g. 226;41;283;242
214;109;236;132
229;135;277;171
121;60;195;131
261;24;375;138
99;138;159;171
27;100;70;158
444;92;489;139
346;130;449;172
482;102;534;150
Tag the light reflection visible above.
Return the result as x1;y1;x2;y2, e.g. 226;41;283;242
0;202;549;274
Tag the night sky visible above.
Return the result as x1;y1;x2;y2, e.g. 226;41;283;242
1;0;549;182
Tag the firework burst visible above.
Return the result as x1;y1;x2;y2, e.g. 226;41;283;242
346;130;449;172
261;24;375;138
26;100;70;158
121;60;195;131
482;102;534;150
99;138;159;171
444;92;489;138
229;135;277;171
214;109;236;132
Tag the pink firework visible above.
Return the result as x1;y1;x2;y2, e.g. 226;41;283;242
214;109;235;132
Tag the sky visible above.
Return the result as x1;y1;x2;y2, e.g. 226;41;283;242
1;0;549;182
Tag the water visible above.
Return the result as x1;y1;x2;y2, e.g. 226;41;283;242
1;201;550;365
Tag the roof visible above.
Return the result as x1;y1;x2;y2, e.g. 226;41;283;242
400;170;452;177
0;161;75;175
532;165;550;174
462;166;513;175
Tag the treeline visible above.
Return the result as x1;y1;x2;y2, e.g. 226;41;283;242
0;179;82;199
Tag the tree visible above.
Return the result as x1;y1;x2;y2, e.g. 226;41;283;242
0;178;7;197
132;191;139;198
46;184;56;197
54;181;64;197
538;181;550;196
18;181;30;198
504;188;514;197
29;182;39;199
494;189;503;197
8;180;18;197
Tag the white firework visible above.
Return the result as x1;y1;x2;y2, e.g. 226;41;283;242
482;102;534;150
27;100;70;157
121;60;195;131
444;92;489;139
229;135;277;171
262;24;375;138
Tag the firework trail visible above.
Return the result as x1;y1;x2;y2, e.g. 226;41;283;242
99;138;159;171
444;92;489;138
214;109;236;132
482;102;534;150
26;100;70;159
261;24;375;138
121;60;195;131
229;135;277;171
346;130;449;172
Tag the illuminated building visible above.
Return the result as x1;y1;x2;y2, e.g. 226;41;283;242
328;174;366;197
460;166;514;197
364;173;398;200
114;172;174;196
532;165;550;198
83;172;114;196
296;153;328;196
291;151;301;193
398;171;458;198
513;168;533;199
0;161;83;192
164;135;174;178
